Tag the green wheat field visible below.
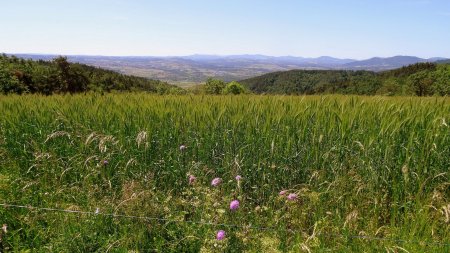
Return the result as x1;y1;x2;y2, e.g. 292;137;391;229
0;94;449;252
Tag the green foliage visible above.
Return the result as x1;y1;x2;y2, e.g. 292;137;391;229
0;54;176;95
203;79;248;95
0;68;27;94
241;69;383;95
407;71;434;96
383;62;437;78
240;63;450;96
377;78;401;96
0;94;449;252
431;65;450;95
204;78;226;94
222;81;246;95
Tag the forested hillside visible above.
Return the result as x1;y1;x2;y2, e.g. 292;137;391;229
0;54;180;95
240;63;450;96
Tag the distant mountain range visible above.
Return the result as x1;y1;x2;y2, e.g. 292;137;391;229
342;56;447;70
6;53;448;85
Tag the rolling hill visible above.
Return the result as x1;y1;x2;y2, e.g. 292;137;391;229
240;62;450;96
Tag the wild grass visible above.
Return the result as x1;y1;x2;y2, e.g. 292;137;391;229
0;94;449;252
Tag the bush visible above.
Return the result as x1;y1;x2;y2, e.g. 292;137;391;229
222;81;247;95
0;68;28;94
204;78;226;94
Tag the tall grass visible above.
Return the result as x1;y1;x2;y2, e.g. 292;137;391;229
0;94;449;252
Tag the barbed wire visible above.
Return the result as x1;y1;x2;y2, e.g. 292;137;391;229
1;203;449;247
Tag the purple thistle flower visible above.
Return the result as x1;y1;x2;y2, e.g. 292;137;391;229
216;230;226;240
103;160;108;166
211;177;222;187
179;145;187;151
188;175;196;185
235;175;242;181
287;193;298;201
230;200;240;211
279;190;287;196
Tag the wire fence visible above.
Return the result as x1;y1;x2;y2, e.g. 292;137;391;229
1;203;449;247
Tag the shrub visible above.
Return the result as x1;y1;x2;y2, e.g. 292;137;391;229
222;81;247;95
204;78;226;94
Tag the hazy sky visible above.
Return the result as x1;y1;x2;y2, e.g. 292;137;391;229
1;0;449;59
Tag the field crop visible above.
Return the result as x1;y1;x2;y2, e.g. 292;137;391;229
0;94;449;252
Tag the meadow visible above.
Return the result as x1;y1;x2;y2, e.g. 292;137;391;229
0;94;449;252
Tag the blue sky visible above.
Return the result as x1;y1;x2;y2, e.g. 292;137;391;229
0;0;449;59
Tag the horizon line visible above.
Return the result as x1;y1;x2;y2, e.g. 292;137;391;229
3;52;449;61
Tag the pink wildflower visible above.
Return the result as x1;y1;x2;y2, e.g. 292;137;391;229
287;193;298;201
188;175;196;185
216;230;226;240
211;177;221;187
230;200;240;211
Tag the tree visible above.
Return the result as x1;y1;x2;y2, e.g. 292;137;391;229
430;65;450;95
377;78;402;96
54;56;88;93
0;68;23;94
222;81;246;95
31;66;60;95
204;78;225;94
408;71;434;96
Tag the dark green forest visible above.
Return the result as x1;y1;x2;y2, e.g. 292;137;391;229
240;63;450;96
0;54;181;95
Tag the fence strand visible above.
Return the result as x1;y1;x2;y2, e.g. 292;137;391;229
1;203;449;247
